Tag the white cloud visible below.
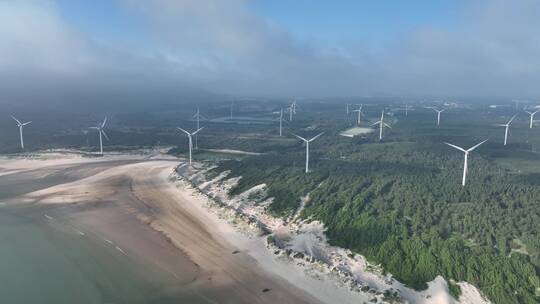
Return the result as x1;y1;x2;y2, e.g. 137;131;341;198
0;0;95;75
1;0;539;100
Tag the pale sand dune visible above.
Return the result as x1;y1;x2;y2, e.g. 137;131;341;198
340;127;374;137
202;148;262;155
182;165;492;304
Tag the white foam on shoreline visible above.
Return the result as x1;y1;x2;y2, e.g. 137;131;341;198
174;163;492;304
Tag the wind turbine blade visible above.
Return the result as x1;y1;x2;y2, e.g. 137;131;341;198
444;142;467;153
525;111;533;115
101;117;108;128
371;121;382;126
22;121;32;126
10;115;21;125
177;127;190;135
89;127;100;130
467;139;488;152
309;132;324;142
383;123;392;129
507;114;517;124
192;127;204;135
101;130;110;141
292;133;308;142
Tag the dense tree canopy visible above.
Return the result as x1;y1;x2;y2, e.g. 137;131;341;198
216;137;540;303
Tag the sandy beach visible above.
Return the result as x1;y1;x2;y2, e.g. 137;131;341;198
0;154;322;304
340;127;374;138
0;153;490;304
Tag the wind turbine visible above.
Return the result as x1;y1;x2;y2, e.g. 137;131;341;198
229;101;234;120
288;105;294;121
444;139;488;186
287;100;297;121
372;110;391;141
279;107;284;136
352;104;363;125
346;104;350;115
431;108;445;126
404;104;412;116
89;117;109;155
10;115;31;150
496;114;517;146
177;127;204;165
513;99;521;111
525;109;540;129
292;132;324;173
193;107;207;149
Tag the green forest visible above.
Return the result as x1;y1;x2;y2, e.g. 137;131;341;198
210;105;540;304
3;99;539;303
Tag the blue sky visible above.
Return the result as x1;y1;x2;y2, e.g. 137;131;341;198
250;1;464;44
57;0;465;49
56;0;146;45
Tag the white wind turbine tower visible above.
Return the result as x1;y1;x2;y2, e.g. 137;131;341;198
445;139;488;186
193;107;207;149
372;110;391;141
525;109;540;129
288;100;297;121
10;115;31;150
513;99;521;111
288;105;294;121
177;127;204;165
346;104;350;115
11;115;32;149
432;108;445;126
404;104;412;116
496;114;517;146
292;132;324;173
89;117;109;155
287;100;297;121
272;108;285;136
279;107;284;136
229;101;234;120
352;104;363;125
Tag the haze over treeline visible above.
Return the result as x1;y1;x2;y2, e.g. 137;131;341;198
1;0;540;108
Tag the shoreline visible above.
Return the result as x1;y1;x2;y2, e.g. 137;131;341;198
175;161;492;304
0;153;323;304
0;152;492;303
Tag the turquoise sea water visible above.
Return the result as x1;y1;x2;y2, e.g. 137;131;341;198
0;208;199;304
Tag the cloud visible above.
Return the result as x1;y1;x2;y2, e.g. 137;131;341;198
0;0;215;107
1;0;539;102
381;0;540;97
121;0;379;96
0;0;93;75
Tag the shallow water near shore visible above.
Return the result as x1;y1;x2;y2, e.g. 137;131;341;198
0;157;326;304
0;206;205;304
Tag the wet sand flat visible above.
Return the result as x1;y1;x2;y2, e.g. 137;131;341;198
0;156;322;304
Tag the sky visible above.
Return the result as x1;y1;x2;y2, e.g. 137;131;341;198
0;0;539;104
